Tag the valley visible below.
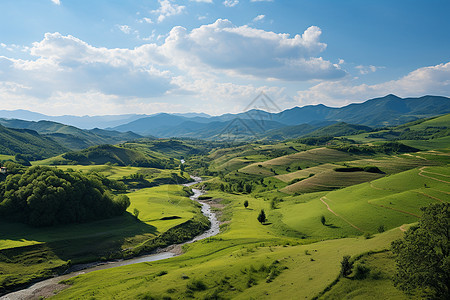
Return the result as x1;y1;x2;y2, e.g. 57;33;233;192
0;100;449;299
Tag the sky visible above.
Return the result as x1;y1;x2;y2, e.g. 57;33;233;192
0;0;449;116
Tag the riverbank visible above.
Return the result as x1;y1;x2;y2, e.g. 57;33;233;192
1;177;220;299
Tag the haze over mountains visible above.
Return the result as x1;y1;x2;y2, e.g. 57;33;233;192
0;94;449;142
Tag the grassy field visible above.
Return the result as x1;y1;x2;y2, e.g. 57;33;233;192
281;170;384;194
52;216;406;300
0;154;14;161
0;184;202;292
279;166;449;240
239;148;355;176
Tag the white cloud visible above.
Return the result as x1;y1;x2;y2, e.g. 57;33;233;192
223;0;239;7
161;19;345;81
295;62;450;106
152;0;185;23
139;18;153;24
253;15;265;22
0;33;173;100
51;0;61;5
118;25;132;34
355;64;383;75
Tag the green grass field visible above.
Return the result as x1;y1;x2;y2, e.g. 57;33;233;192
0;183;202;292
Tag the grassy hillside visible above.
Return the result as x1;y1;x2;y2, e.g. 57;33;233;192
0;124;68;160
39;144;169;168
0;118;142;150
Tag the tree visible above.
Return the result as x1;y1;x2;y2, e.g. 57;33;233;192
321;215;326;225
133;208;140;220
340;255;353;277
391;202;449;299
257;209;266;224
244;200;249;209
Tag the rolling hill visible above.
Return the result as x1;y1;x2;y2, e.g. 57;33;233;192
0;118;142;150
0;124;68;160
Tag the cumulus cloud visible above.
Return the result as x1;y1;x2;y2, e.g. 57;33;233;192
0;33;173;100
152;0;185;23
161;19;345;81
51;0;61;5
223;0;239;7
295;62;450;106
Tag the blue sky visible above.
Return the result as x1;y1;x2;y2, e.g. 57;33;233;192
0;0;449;116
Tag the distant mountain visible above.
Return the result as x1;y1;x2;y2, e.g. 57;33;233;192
1;95;448;140
261;121;336;141
173;112;211;118
0;119;142;150
111;95;449;139
114;114;287;140
305;122;372;137
0;124;68;160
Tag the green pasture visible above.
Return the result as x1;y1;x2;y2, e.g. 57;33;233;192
52;226;405;300
279;166;449;238
240;147;354;176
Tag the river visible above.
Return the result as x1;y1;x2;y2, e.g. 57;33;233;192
1;176;219;300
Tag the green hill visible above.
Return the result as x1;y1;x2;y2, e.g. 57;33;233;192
0;119;142;150
0;124;68;160
53;144;167;168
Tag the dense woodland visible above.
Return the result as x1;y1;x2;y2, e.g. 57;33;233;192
0;166;130;227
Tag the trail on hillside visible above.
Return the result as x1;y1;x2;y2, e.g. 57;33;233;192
418;167;450;184
416;191;444;203
319;196;363;232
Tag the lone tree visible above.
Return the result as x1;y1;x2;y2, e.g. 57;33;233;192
340;255;353;277
244;200;249;209
257;209;266;224
392;202;449;299
133;208;140;220
321;215;326;225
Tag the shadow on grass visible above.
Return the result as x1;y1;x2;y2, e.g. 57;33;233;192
0;212;158;262
325;223;340;229
262;222;273;226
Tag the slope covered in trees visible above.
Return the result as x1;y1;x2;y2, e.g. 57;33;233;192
0;166;130;227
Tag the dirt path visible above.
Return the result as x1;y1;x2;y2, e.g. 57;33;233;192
369;182;385;191
319;196;363;232
418;167;450;184
399;225;407;232
416;191;444;203
367;200;421;218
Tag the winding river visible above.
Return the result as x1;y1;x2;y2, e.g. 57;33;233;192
1;176;219;300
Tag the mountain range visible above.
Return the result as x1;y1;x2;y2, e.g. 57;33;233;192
0;94;449;141
109;94;450;139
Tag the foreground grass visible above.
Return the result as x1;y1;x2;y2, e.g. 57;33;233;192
0;184;202;293
53;227;405;299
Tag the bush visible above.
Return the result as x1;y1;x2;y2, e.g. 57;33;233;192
354;264;371;280
340;255;353;277
187;279;207;291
